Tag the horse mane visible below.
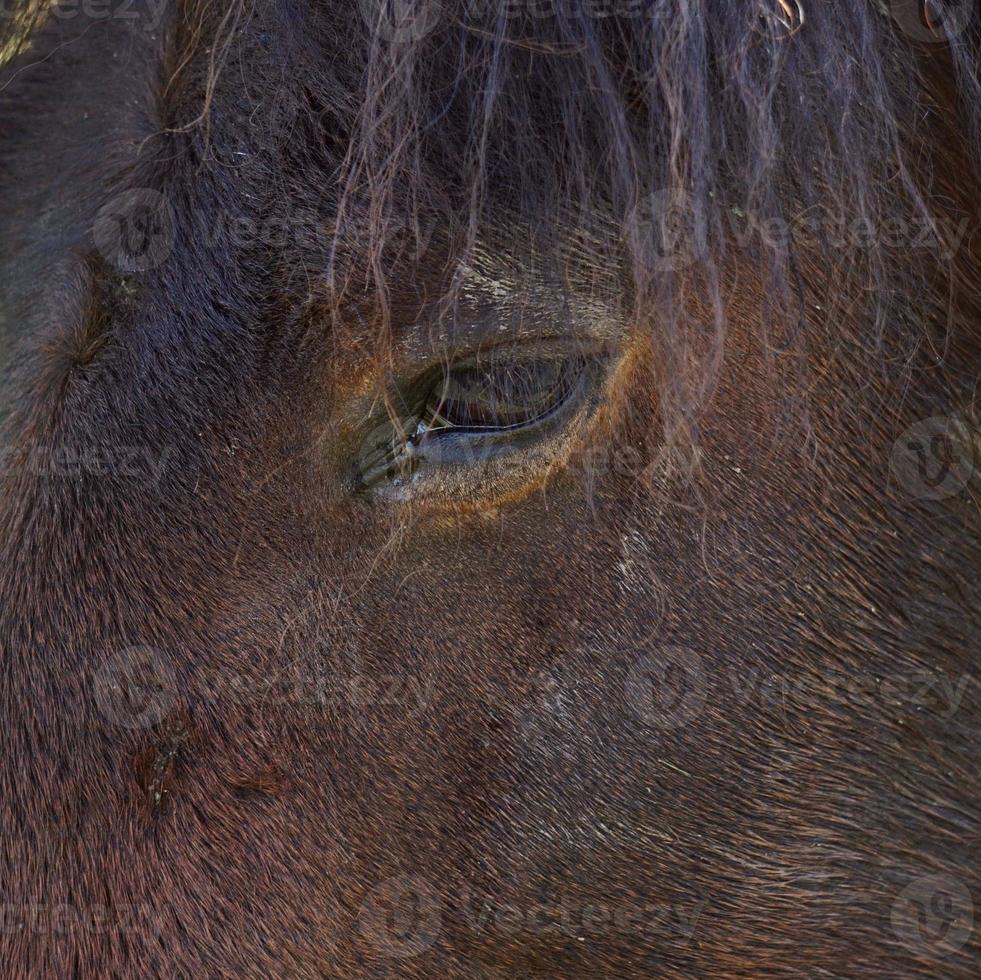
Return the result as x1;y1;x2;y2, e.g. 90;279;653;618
3;1;980;464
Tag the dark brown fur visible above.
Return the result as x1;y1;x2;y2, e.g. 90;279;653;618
1;2;979;977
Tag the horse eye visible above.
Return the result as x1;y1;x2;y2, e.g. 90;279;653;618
354;354;593;495
415;358;582;436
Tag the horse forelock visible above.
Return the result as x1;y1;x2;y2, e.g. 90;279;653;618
3;1;979;459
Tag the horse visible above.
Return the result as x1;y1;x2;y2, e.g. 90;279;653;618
0;1;978;976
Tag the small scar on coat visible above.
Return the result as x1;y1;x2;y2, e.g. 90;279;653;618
132;727;190;815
